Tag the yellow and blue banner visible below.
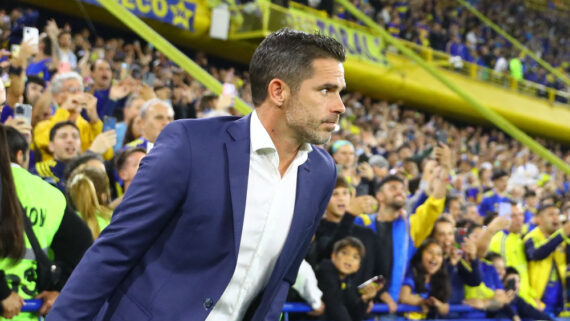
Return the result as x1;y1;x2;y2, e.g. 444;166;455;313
84;0;198;32
288;7;385;65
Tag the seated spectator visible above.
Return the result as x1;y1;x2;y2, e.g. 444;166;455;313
499;267;553;321
524;202;570;317
67;166;113;238
33;72;113;160
30;121;81;191
125;98;173;152
399;238;450;319
478;170;512;216
316;237;378;321
2;125;92;318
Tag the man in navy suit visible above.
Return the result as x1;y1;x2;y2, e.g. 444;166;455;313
46;29;346;320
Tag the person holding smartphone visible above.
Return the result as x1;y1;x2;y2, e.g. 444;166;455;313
316;237;379;321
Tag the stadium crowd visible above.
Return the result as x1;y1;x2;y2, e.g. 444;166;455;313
325;0;570;93
1;4;570;321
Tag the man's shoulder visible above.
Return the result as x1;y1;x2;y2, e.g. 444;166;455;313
307;146;335;172
171;116;243;138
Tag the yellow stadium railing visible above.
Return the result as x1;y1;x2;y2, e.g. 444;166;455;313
334;0;570;176
395;39;570;107
97;0;252;115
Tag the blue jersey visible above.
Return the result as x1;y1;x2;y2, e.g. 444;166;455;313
478;191;511;216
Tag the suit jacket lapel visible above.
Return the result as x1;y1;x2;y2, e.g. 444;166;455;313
276;158;315;266
225;115;251;255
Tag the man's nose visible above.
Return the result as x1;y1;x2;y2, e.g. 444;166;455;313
331;94;346;114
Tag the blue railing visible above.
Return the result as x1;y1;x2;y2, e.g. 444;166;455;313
20;300;570;320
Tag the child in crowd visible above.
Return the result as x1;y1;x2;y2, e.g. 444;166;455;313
399;238;450;319
316;237;379;321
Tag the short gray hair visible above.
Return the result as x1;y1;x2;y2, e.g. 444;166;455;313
51;72;84;95
125;94;143;109
139;98;174;119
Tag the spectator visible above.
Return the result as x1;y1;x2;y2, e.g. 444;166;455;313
478;170;511;216
1;125;92;318
124;98;173;152
316;237;378;321
89;59;135;119
500;267;553;321
487;204;541;308
368;154;389;180
524;202;570;317
30;121;81;191
523;190;538;225
32;72;114;161
57;30;77;69
25;21;59;82
430;216;482;305
115;94;146;151
67;166;113;238
399;238;450;319
114;146;146;193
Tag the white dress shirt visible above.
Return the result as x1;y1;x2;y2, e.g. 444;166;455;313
206;111;312;320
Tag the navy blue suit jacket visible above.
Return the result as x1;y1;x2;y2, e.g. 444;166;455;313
46;115;336;321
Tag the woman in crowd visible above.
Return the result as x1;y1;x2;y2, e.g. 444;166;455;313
400;238;451;319
67;166;113;239
0;125;92;319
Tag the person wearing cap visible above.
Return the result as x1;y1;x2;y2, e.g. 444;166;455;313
523;203;570;317
478;170;512;217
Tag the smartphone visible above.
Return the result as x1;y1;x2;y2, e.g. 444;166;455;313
103;116;116;132
455;227;468;244
357;275;385;291
14;103;33;124
222;83;236;107
435;130;447;144
23;27;39;51
498;202;512;217
505;278;516;291
120;63;129;80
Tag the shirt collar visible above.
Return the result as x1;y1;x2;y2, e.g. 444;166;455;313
249;110;313;155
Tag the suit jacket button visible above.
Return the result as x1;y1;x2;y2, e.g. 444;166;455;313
203;298;214;310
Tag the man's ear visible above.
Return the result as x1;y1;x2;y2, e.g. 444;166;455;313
267;79;290;108
16;150;26;165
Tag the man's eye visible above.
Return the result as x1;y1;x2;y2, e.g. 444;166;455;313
320;89;328;95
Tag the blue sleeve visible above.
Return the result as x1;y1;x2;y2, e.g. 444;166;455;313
458;259;482;287
524;233;564;261
491;265;503;290
410;190;428;215
513;296;553;320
